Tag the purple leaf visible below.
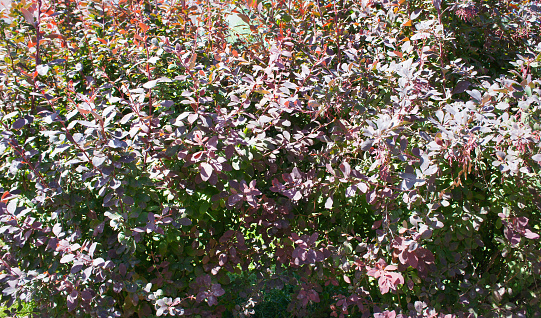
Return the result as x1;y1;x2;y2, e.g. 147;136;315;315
410;9;422;20
143;79;158;89
71;264;83;273
504;227;521;246
120;113;134;124
356;182;368;193
207;295;218;306
36;64;49;76
345;185;356;197
339;161;351;178
178;218;192;226
83;267;93;281
451;81;471;95
228;194;243;206
366;190;377;204
12;118;27;130
119;263;127;276
88;242;97;257
218;254;228;266
67;290;78;311
361;139;374;151
93;258;105;267
414;301;425;313
466;89;482;102
60;254;75;263
207;136;218;150
3;287;18;296
325;196;333;209
80;290;92;302
92;156;107;167
211;284;225;297
188;113;199;124
200;162;213;181
291;190;302;201
423;165;438;175
122;196;134;205
524;229;540;239
53;223;63;237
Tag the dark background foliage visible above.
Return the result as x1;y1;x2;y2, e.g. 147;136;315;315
0;0;540;317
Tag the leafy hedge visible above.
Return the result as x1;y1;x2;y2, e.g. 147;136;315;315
0;0;540;317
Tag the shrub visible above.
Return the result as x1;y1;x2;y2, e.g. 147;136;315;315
0;0;540;317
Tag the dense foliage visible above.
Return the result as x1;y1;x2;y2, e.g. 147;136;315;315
1;0;541;317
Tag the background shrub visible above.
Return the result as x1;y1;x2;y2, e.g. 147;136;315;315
0;0;540;317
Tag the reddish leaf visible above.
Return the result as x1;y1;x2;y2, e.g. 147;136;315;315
1;191;10;203
372;220;383;230
21;7;35;26
139;22;149;33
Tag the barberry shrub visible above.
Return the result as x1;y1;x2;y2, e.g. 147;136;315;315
0;0;540;317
